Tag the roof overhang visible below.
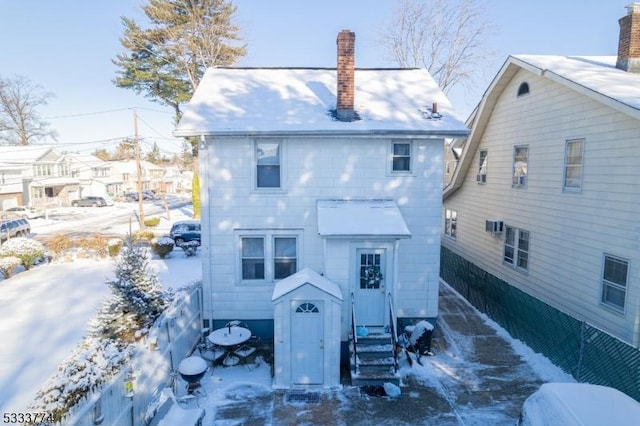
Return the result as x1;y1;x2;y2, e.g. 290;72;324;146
317;199;411;238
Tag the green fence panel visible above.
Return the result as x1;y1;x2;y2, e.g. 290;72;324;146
440;246;640;403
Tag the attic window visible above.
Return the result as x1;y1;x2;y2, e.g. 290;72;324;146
517;82;530;97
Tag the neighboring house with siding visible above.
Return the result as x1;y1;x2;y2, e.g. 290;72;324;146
0;162;27;210
443;5;640;347
0;146;80;207
175;31;468;387
65;153;124;199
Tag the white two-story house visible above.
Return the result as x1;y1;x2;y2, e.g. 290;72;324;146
176;30;468;387
443;4;640;348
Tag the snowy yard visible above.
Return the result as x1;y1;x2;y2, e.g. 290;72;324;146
0;203;200;413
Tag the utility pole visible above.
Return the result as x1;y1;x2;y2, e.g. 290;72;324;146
134;109;145;231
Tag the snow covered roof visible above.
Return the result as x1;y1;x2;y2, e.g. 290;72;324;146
512;55;640;115
271;267;342;301
0;146;60;163
317;199;411;238
174;68;469;137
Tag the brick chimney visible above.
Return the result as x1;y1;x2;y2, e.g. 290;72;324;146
336;30;356;121
617;2;640;72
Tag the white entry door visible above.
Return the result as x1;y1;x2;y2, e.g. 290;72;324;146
355;249;386;327
291;301;324;385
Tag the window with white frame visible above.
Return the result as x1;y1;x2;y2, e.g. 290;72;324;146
239;231;299;282
563;139;584;191
445;209;457;239
477;149;488;183
512;145;528;188
601;254;628;312
241;237;265;280
256;141;280;188
503;225;529;271
391;141;411;172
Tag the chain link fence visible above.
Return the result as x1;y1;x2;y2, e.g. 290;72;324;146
440;246;640;402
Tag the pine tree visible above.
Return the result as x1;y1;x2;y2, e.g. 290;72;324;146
90;236;168;341
145;141;162;164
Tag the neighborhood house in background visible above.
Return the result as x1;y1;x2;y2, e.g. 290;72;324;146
443;4;640;347
175;29;469;388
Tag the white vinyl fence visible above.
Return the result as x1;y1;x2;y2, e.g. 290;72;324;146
58;284;203;426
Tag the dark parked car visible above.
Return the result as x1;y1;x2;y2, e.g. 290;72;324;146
71;196;108;207
169;220;201;246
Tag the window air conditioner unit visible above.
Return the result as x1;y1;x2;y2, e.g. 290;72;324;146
476;174;487;183
485;220;504;234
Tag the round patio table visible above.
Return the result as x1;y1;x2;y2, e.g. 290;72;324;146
207;327;251;366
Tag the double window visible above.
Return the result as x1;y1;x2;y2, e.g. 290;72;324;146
503;225;529;271
239;232;299;282
444;209;457;239
512;145;528;188
601;254;628;312
256;141;281;188
563;139;584;191
391;141;412;172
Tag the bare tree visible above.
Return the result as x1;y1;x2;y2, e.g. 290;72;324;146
379;0;493;93
0;75;56;145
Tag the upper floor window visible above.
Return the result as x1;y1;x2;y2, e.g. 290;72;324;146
563;139;584;191
504;225;529;271
477;149;488;184
391;142;412;172
123;173;130;182
444;209;457;239
239;230;300;282
34;164;53;177
601;254;628;312
256;141;280;188
517;82;530;97
512;145;528;188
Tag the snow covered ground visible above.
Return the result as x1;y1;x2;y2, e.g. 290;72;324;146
2;199;638;422
0;201;200;413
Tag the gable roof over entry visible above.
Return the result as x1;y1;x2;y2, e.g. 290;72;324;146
317;199;411;238
272;267;342;301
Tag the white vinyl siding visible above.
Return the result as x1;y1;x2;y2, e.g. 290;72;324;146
563;139;584;191
442;67;640;345
204;136;445;325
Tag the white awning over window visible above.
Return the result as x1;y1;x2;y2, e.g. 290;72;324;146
317;199;411;238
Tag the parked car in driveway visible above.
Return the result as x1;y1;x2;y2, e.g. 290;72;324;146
519;383;640;426
169;220;201;246
71;196;108;207
2;206;43;219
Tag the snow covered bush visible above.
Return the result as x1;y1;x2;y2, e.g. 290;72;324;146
181;240;199;257
30;337;131;423
0;256;22;278
89;236;169;342
108;238;123;257
144;216;160;227
0;237;45;270
150;236;174;259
